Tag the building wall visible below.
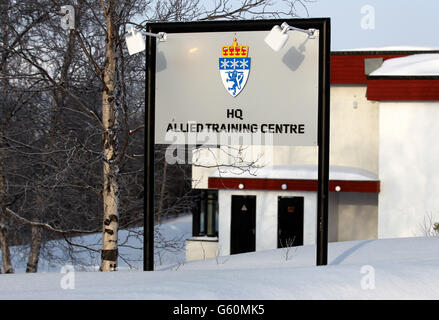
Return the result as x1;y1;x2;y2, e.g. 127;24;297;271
217;189;378;256
218;190;317;256
328;192;339;242
379;102;439;238
186;238;219;261
274;86;379;174
192;85;379;188
191;84;381;255
330;85;379;174
329;192;378;242
336;192;378;241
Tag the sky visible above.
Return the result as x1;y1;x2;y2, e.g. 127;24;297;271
303;0;439;50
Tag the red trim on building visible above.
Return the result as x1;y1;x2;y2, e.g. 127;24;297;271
208;177;380;193
329;180;380;193
331;53;407;84
367;79;439;101
331;51;439;101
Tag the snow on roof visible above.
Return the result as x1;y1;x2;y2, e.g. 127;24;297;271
370;54;439;76
209;165;379;181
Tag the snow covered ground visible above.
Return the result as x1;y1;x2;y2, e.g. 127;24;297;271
5;214;192;273
1;214;439;299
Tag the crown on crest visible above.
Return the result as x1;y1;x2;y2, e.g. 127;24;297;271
221;37;249;58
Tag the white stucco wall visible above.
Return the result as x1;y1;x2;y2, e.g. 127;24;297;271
186;238;219;261
328;193;339;242
218;190;317;256
337;192;378;241
329;85;379;174
329;192;378;242
275;85;379;173
379;102;439;238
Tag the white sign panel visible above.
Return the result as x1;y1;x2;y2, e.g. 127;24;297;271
155;29;320;146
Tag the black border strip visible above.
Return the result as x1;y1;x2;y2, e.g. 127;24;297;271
332;50;439;55
147;18;330;34
3;300;434;318
145;28;156;272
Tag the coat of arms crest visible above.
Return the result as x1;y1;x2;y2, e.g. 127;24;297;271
219;37;251;97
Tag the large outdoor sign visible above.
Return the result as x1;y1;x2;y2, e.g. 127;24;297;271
152;22;321;146
145;20;331;271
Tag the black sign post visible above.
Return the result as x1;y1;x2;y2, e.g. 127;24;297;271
316;19;331;266
145;19;330;271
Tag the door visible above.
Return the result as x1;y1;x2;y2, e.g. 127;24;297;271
230;195;256;255
278;197;304;248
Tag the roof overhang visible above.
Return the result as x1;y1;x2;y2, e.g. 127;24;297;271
331;51;439;101
208;177;380;193
367;77;439;101
207;166;380;193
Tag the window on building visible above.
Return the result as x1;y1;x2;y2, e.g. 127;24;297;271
193;190;218;237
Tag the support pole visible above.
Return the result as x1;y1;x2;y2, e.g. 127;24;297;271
316;20;331;266
144;31;156;271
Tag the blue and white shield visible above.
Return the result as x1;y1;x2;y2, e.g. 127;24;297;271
219;58;251;97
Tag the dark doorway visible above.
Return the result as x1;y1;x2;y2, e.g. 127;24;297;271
278;197;304;248
231;195;256;255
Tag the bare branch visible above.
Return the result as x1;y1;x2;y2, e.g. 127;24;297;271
3;207;99;235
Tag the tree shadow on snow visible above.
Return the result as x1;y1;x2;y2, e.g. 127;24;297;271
330;240;375;265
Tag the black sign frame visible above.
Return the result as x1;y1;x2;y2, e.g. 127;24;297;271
145;19;331;271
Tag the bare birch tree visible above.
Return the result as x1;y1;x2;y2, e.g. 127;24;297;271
99;0;120;271
98;0;314;270
0;0;312;273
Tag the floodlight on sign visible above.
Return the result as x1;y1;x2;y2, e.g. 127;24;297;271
264;22;316;52
60;5;75;30
126;28;167;56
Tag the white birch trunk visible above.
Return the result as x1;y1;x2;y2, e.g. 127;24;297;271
100;0;119;271
0;214;13;273
25;225;42;273
0;169;13;273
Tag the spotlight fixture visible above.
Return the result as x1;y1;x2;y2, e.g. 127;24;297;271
126;27;167;56
264;22;316;52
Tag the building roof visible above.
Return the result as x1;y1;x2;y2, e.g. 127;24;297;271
331;50;439;101
331;52;410;84
370;54;439;76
